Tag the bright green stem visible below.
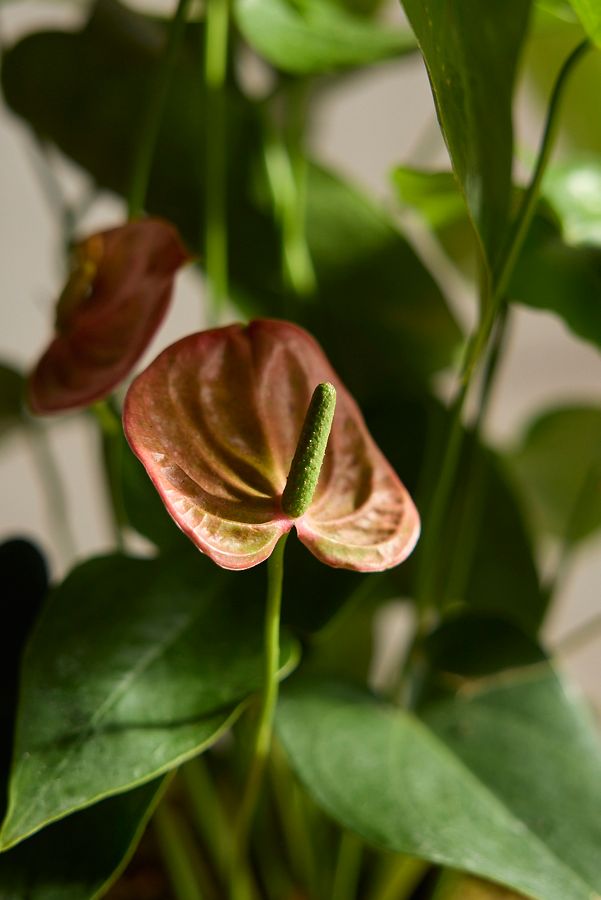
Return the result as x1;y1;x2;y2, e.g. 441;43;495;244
181;757;231;880
281;382;336;518
332;831;363;900
232;532;289;897
461;38;591;384
415;39;590;618
204;0;230;317
127;0;192;219
154;804;205;900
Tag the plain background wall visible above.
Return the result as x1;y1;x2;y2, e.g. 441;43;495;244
1;0;600;707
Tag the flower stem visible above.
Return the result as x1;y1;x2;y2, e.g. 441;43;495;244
331;831;363;900
127;0;192;219
415;38;590;620
204;0;230;318
91;400;126;551
154;803;206;900
231;532;289;897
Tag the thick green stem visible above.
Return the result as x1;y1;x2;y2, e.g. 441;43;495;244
368;855;428;900
231;533;289;896
414;39;590;619
128;0;192;219
204;0;230;317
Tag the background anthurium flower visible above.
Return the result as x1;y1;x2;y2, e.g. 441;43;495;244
28;218;189;414
124;319;420;572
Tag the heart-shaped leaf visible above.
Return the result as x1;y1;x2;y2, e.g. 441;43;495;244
124;320;420;572
0;552;297;849
28;219;189;414
234;0;415;74
277;666;601;900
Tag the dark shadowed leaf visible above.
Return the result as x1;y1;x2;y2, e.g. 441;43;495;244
234;0;415;74
277;668;601;900
507;405;601;545
399;0;532;269
509;212;601;350
0;553;297;849
0;781;164;900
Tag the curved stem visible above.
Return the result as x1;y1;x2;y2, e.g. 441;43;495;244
231;533;289;896
128;0;192;219
414;39;591;618
461;38;591;384
204;0;230;318
91;400;126;551
25;425;77;565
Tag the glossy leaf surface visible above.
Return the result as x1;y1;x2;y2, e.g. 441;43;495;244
124;320;420;572
234;0;415;74
28;219;189;414
0;782;164;900
507;405;601;544
399;0;532;268
0;553;296;849
277;669;601;900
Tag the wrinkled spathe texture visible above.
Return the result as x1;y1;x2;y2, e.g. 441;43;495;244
124;319;420;571
28;218;189;414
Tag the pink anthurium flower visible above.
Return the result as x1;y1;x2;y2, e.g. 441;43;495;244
123;319;420;572
28;218;190;414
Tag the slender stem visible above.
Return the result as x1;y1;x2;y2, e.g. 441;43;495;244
128;0;192;219
204;0;230;317
25;425;77;565
154;803;206;900
331;831;363;900
231;532;289;894
461;38;591;384
91;400;126;551
181;757;232;882
414;39;590;619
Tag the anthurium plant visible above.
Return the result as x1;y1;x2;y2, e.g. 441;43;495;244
1;1;600;899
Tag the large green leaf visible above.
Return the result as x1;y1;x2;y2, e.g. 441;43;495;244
0;553;297;850
234;0;415;74
507;405;601;545
0;781;164;900
399;0;532;269
565;0;601;44
277;669;601;900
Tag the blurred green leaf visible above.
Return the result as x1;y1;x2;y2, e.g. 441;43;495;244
1;3;461;397
507;405;601;545
301;166;463;399
0;553;296;850
543;158;601;245
391;167;465;230
234;0;415;74
277;665;601;900
565;0;601;44
509;212;601;350
399;0;532;270
0;781;164;900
